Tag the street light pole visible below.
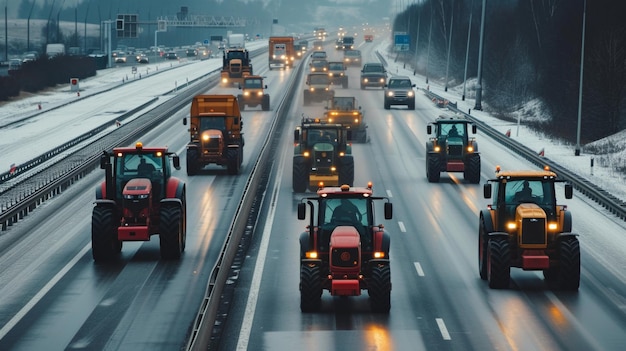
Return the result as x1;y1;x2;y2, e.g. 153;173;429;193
425;4;433;84
462;0;474;101
444;0;455;92
575;0;587;156
474;0;486;110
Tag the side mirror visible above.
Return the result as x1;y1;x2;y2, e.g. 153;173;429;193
483;183;492;199
182;117;187;125
426;125;432;134
100;154;109;169
172;155;181;170
297;203;307;220
384;202;393;219
564;183;573;199
294;129;300;142
472;125;477;134
264;84;268;89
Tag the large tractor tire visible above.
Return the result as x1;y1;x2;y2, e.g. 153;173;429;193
338;156;354;186
262;95;270;111
368;265;391;313
478;219;489;280
293;156;308;193
226;148;241;175
300;264;322;312
426;155;441;183
557;237;580;290
91;205;121;262
465;154;481;184
159;205;183;260
186;148;200;176
488;237;511;289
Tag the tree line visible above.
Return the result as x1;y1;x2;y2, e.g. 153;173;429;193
393;0;626;144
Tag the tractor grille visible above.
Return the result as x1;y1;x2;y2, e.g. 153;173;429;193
447;144;463;157
202;137;221;153
331;248;359;268
314;150;334;170
521;218;546;245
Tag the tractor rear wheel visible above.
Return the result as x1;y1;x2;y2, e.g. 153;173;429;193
226;148;241;175
557;237;580;290
488;237;511;289
426;155;441;183
465;154;481;184
300;264;322;312
478;220;488;280
368;265;391;313
159;205;183;260
338;156;354;186
293;156;308;192
262;95;270;111
91;205;121;262
186;149;200;176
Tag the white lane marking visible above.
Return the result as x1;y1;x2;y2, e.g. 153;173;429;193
236;146;285;350
413;262;425;277
436;318;451;340
0;244;91;339
386;189;393;197
398;221;406;232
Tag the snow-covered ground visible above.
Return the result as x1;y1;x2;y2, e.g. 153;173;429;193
0;37;623;203
376;39;626;202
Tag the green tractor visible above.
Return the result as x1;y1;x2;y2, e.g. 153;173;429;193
426;115;481;183
293;118;354;192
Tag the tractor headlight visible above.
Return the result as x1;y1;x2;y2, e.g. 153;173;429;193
303;151;310;157
331;166;337;172
507;222;517;230
243;91;250;96
434;146;441;152
467;146;474;152
548;222;558;231
305;251;318;259
373;252;385;259
257;91;263;96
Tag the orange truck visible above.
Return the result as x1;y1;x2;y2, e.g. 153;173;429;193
183;95;244;175
269;36;295;69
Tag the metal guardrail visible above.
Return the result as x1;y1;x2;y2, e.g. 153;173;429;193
422;89;626;221
0;46;268;230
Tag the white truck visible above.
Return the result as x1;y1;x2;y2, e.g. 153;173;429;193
227;34;245;49
46;43;66;57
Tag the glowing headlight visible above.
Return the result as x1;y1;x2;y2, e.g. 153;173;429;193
310;87;315;92
507;222;517;230
257;91;263;96
379;78;385;83
373;252;385;259
339;151;345;156
363;78;369;83
330;166;337;172
434;146;441;152
408;91;414;97
467;146;474;152
202;134;210;141
387;91;394;97
244;91;250;96
222;78;228;83
305;251;318;259
548;222;558;230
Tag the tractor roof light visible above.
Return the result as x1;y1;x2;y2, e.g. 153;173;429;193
495;165;501;174
136;142;143;150
156;151;163;157
367;181;373;189
318;182;325;190
340;184;350;191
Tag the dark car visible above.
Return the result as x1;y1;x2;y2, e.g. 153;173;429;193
384;76;416;110
360;62;387;89
186;48;197;57
165;52;178;60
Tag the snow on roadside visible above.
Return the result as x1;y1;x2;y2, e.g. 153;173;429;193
377;39;626;202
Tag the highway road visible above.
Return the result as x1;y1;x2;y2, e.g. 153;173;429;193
0;36;625;351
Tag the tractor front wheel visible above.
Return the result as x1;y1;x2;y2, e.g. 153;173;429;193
293;156;308;192
478;220;488;280
426;155;441;183
557;237;580;290
226;148;241;175
186;149;200;176
91;205;121;262
368;265;391;313
488;237;511;289
159;205;183;260
465;154;481;184
300;264;322;312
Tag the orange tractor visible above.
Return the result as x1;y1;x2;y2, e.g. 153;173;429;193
297;183;393;312
92;142;186;261
479;166;579;290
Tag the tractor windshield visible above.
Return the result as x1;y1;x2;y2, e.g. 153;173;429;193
307;129;338;144
504;179;554;206
439;123;465;138
199;117;226;131
332;97;354;110
116;153;164;178
244;78;263;88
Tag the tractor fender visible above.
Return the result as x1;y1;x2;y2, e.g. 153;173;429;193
165;178;185;200
561;210;572;233
160;198;183;209
95;181;106;200
555;232;579;240
186;143;199;151
299;231;312;257
373;228;391;254
488;232;509;238
480;210;495;234
94;199;116;207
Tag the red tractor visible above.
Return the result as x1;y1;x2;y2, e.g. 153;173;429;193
297;183;393;312
92;142;186;262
